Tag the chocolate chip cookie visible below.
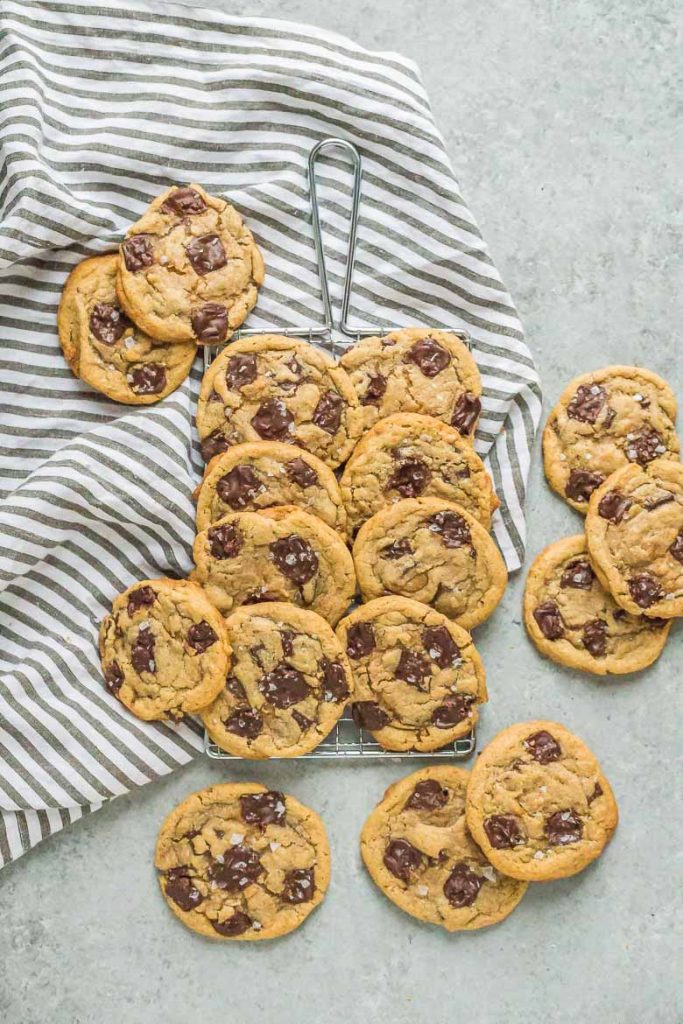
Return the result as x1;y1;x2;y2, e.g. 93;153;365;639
340;413;498;534
58;254;197;404
543;366;680;512
195;441;347;536
466;720;618;881
585;460;683;618
202;603;353;758
197;334;362;468
336;597;486;752
116;184;264;344
352;498;507;629
155;783;330;941
524;535;670;675
191;506;356;625
361;766;527;930
339;328;481;435
98;578;229;721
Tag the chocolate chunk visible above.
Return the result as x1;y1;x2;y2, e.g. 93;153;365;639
533;600;564;640
103;661;123;695
89;303;129;345
245;588;281;604
282;868;315;904
131;627;155;674
625;428;665;465
226;352;257;390
280;630;295;657
443;862;484;908
191;303;229;344
165;867;204;911
209;844;263;890
224;707;262;739
292;709;313;731
251;399;294;441
545;809;583;846
387;459;431;498
240;790;286;828
162;187;207;216
422;625;461;668
211;911;252;937
224;675;247;702
127;585;156;616
431;694;473;728
216;465;264;510
320;658;350;702
122;234;154;272
381;538;413;559
524;730;561;764
451;392;481;435
200;429;230;462
187;620;218;653
588;781;604;804
483;814;525;849
405;779;448;811
644;492;675;510
286;458;317;489
405;337;450;377
670;531;683;564
129;363;166;396
270;535;318;585
383;838;422;882
352;700;391;731
312;390;344;434
258;663;309;708
598;490;632;524
346;622;375;660
583;619;607;657
186;233;227;275
560;559;595;590
566;384;607;423
208;522;242;559
628;573;663;608
395;648;431;688
426;510;471;548
565;468;605;503
361;373;387;405
603;406;617;428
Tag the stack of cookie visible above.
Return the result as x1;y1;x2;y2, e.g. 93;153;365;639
525;367;682;674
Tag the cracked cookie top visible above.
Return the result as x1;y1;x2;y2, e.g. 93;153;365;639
116;184;264;344
155;783;330;941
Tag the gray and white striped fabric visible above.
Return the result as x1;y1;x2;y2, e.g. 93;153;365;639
0;0;541;867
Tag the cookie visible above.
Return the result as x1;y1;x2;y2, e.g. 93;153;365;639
116;183;264;345
352;498;507;629
155;783;330;941
195;441;347;536
361;766;527;931
339;328;481;435
58;254;196;404
524;535;671;675
340;413;498;534
466;720;618;881
202;603;353;758
585;460;683;618
543;365;679;512
197;334;362;468
336;597;486;752
191;506;356;625
98;578;229;721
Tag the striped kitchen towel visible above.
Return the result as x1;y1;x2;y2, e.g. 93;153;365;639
0;0;542;867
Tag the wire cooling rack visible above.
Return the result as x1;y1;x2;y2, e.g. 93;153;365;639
201;137;477;761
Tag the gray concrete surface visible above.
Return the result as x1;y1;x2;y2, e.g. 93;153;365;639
1;2;681;1022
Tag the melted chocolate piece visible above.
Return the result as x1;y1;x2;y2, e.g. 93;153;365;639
292;709;313;731
560;559;595;590
209;844;263;890
216;465;264;510
346;622;375;659
103;661;123;695
566;384;607;423
187;620;218;653
524;730;561;764
387;459;431;498
286;458;317;488
280;630;295;657
405;337;450;377
225;675;247;701
226;353;257;391
422;625;461;668
162;187;207;216
483;814;525;849
431;694;473;728
383;838;422;882
191;303;229;344
251;399;294;441
270;535;318;584
545;809;583;846
603;406;617;428
165;867;204;911
451;392;481;435
320;658;349;702
208;522;242;559
129;363;166;396
533;600;564;640
381;538;413;559
405;779;448;811
352;700;391;731
212;911;252;937
89;303;129;345
282;868;315;904
588;781;603;804
395;648;431;688
127;585;156;616
643;492;674;511
200;429;230;462
628;573;663;608
565;468;604;503
131;627;155;674
598;490;632;523
245;588;281;604
426;510;471;548
224;707;262;739
583;619;607;657
625;428;665;465
443;862;483;908
258;663;309;708
186;233;227;275
122;234;154;272
312;390;344;434
361;373;387;405
240;790;286;828
670;531;683;564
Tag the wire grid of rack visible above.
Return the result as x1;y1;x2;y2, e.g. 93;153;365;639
202;137;477;762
